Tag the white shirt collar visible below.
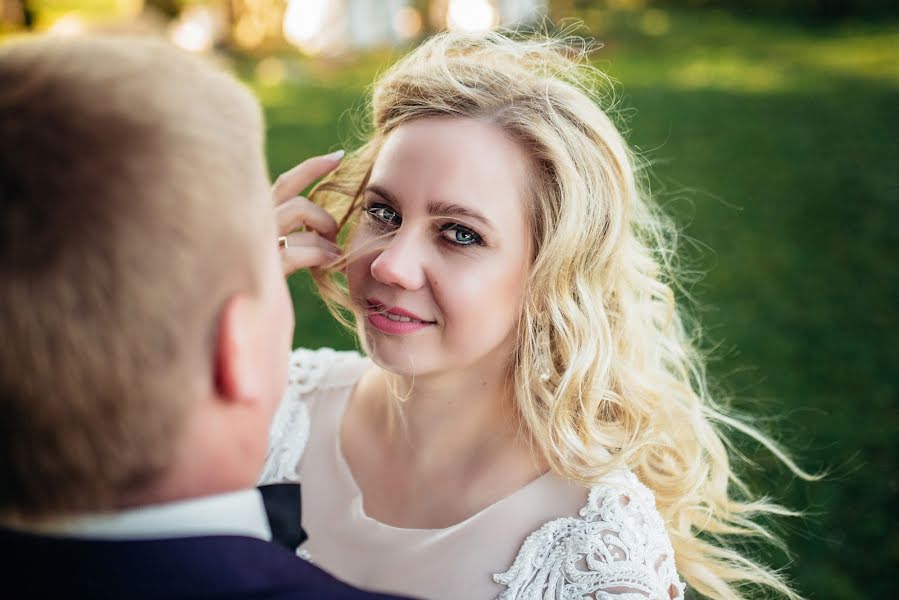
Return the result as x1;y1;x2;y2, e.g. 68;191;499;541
22;488;272;542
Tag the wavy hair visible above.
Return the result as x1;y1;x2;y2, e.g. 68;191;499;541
310;30;813;599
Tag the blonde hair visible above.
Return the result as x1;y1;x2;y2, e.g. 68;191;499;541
312;31;813;599
0;35;269;517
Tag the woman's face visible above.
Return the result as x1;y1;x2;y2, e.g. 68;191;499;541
346;117;532;378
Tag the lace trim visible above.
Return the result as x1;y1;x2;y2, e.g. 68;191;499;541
287;347;335;394
259;347;364;484
259;395;309;484
258;348;332;484
494;470;685;600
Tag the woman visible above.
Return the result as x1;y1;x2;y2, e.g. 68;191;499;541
261;31;807;600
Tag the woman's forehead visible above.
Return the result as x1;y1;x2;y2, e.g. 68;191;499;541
370;118;531;222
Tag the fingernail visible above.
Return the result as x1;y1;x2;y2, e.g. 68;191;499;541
328;149;345;160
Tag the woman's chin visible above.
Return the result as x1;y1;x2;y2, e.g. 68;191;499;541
361;334;436;377
365;343;426;377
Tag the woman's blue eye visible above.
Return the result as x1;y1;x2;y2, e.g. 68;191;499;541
440;224;482;246
366;204;400;226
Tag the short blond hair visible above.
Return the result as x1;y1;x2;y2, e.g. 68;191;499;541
312;31;814;600
0;35;270;517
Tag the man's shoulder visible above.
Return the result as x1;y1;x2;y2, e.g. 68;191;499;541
0;528;407;599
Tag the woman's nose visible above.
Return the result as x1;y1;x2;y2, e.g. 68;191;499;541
369;232;427;291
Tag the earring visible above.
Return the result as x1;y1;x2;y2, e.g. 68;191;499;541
538;350;551;383
536;329;552;383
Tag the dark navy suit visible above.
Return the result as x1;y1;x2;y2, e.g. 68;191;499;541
0;527;411;599
0;485;411;600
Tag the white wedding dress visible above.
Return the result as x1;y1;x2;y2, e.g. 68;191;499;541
260;348;686;600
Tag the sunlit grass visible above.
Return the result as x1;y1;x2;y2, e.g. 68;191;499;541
591;9;899;93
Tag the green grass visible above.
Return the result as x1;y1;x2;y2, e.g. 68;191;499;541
238;9;897;598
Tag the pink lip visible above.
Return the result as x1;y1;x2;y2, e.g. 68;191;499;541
365;298;435;336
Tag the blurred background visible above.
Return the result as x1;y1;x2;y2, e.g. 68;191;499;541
2;1;896;598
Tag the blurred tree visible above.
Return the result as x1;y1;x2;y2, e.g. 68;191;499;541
428;0;447;31
146;0;181;19
0;0;34;28
414;0;438;35
551;0;574;21
224;0;285;50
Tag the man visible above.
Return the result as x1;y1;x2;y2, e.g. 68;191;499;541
0;35;407;599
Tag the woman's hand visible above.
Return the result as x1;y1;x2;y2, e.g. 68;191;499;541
273;150;344;276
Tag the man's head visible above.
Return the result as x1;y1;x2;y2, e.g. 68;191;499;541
0;35;293;519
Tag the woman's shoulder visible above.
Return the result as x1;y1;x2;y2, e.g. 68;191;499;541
495;468;685;600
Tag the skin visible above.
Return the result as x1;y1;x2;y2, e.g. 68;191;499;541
280;120;548;528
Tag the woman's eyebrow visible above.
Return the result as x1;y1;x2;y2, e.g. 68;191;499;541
365;183;496;232
365;183;399;205
427;200;495;232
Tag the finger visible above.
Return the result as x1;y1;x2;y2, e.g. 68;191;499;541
276;196;339;242
272;150;345;206
280;231;341;255
280;245;341;277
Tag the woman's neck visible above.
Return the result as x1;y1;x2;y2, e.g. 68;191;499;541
343;356;549;528
362;360;541;481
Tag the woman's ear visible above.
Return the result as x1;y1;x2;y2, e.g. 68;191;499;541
213;294;263;407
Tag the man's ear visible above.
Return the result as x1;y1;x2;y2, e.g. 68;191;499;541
214;294;262;406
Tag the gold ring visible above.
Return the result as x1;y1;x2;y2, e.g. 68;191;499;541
277;236;289;250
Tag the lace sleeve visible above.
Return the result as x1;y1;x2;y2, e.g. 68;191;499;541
494;471;685;600
257;348;332;485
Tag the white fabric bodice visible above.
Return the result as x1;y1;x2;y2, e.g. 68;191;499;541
261;348;685;600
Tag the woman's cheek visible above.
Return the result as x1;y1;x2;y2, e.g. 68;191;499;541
344;246;373;296
439;268;509;342
345;259;363;293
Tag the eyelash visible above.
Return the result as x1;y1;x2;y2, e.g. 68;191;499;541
363;202;485;248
